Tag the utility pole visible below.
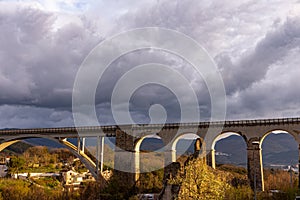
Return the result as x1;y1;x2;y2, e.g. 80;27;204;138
289;165;293;188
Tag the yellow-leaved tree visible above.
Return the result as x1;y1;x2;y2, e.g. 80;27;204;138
171;158;230;200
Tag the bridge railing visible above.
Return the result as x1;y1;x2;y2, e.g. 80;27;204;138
0;117;299;135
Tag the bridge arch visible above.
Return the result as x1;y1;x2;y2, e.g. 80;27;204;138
259;129;298;148
171;133;202;163
134;134;164;181
209;131;247;169
0;135;100;179
134;133;164;154
259;129;299;190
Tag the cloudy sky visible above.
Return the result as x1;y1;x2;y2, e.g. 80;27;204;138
1;0;300;128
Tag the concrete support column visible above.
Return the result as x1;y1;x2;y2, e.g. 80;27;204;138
134;150;140;182
164;149;176;165
298;144;300;190
81;138;85;153
172;149;176;163
247;140;264;192
163;148;177;183
114;129;136;188
206;149;216;169
96;136;100;173
114;149;136;187
100;136;104;173
96;136;105;175
77;137;80;154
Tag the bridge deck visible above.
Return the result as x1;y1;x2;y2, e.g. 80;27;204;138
0;117;299;136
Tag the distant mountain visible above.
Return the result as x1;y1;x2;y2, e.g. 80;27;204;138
5;142;33;154
215;133;298;167
215;135;247;167
0;128;64;151
140;138;164;151
139;138;195;153
24;138;65;148
261;133;298;166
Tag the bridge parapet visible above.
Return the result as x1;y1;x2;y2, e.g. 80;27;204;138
0;117;299;138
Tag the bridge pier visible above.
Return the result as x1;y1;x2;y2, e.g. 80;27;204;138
114;150;136;186
247;139;264;191
77;137;86;154
163;148;177;181
77;137;80;154
95;136;105;174
206;149;216;169
81;137;85;152
134;150;140;181
164;149;176;164
298;144;300;190
100;136;104;173
114;129;137;188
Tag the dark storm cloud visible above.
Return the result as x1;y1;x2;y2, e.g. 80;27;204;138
0;1;300;128
0;6;100;109
110;0;300;120
94;50;209;124
0;105;74;128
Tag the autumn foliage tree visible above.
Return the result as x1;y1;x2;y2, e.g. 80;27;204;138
171;158;229;200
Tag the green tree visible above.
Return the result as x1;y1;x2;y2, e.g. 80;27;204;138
136;169;164;193
8;156;25;176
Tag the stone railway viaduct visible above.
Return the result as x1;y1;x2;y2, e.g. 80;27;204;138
0;117;300;191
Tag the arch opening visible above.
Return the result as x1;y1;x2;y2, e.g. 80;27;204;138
211;132;247;170
134;134;164;194
260;130;299;191
172;133;200;165
135;134;164;173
